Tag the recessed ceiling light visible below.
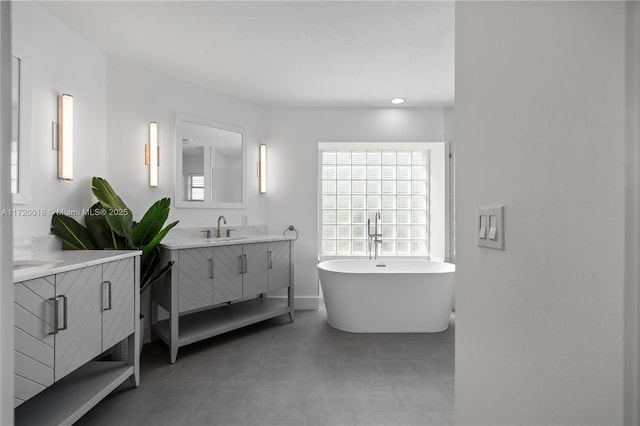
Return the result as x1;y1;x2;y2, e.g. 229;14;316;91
390;97;406;105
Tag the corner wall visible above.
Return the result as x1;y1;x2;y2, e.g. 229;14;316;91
455;2;626;424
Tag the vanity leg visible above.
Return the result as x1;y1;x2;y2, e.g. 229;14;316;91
127;332;140;388
129;366;140;388
288;285;294;322
170;259;179;364
170;345;178;364
170;310;179;363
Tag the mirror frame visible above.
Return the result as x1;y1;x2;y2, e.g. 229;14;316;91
174;112;247;209
11;50;32;205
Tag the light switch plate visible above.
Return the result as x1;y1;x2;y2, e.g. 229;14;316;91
477;206;505;250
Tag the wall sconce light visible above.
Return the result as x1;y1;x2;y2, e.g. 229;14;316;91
145;121;159;187
258;144;267;194
57;94;73;180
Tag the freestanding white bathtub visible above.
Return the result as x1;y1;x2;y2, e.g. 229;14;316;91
317;259;455;333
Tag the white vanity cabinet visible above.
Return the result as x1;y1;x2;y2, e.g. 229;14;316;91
13;253;139;426
53;265;103;381
178;247;215;313
14;276;55;405
267;240;291;292
212;245;243;303
153;237;294;363
101;258;136;351
176;243;268;311
240;242;269;297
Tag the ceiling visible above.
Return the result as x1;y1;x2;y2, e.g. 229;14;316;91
40;1;454;108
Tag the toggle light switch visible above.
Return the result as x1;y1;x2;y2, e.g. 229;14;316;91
488;215;497;240
477;206;505;250
478;215;487;239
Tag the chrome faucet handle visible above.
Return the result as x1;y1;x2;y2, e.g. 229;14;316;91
201;229;211;239
226;228;236;238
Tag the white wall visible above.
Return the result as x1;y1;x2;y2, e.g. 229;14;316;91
265;107;448;307
455;2;627;424
1;2;13;423
11;2;107;238
624;2;640;424
106;59;268;229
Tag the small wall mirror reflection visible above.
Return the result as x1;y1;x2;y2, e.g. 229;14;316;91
175;113;246;208
11;56;20;194
11;52;31;204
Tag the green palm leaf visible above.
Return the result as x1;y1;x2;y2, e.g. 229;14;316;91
141;220;179;268
85;202;127;249
91;177;133;238
130;198;171;248
51;214;97;250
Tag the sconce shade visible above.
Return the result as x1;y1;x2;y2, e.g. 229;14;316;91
259;144;267;194
148;121;158;187
58;94;73;180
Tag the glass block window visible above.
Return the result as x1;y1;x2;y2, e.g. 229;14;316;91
188;175;205;201
320;145;430;256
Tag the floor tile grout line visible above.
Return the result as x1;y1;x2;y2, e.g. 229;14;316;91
191;381;212;413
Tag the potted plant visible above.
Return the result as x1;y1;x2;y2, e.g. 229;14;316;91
50;177;179;353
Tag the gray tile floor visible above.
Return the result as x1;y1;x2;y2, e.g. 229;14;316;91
78;305;454;426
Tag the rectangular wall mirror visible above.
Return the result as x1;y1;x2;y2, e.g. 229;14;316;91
175;113;246;209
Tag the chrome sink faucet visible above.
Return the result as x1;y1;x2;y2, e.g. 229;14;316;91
367;211;382;260
216;215;227;238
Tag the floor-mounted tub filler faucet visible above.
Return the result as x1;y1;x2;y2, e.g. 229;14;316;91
216;215;227;238
367;211;383;260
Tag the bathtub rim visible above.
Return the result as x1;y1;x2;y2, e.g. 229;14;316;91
317;258;455;275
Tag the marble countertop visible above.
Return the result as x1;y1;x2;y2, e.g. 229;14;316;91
13;250;141;283
160;235;293;250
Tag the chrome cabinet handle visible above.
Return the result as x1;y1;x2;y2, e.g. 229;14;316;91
243;254;248;274
268;251;273;269
239;255;244;274
48;295;68;333
48;297;58;335
103;281;112;311
209;258;214;279
59;295;68;331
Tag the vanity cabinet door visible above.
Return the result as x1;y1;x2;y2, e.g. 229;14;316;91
268;241;291;292
242;243;269;298
102;258;135;351
14;276;55;407
178;247;214;313
213;245;243;304
54;265;103;381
